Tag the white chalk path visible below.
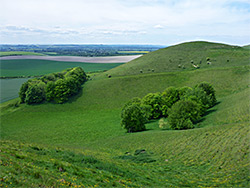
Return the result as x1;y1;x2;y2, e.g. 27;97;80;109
0;55;142;63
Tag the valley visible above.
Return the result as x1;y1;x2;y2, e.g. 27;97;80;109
0;41;249;187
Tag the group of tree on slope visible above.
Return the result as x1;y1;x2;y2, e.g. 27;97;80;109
121;82;216;132
19;67;87;104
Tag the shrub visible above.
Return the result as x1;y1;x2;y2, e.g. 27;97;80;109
195;82;216;107
121;104;146;133
168;100;201;130
142;93;164;119
159;118;168;129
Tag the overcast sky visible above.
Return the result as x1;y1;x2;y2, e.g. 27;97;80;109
0;0;249;45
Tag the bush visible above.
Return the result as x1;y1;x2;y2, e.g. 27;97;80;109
121;104;146;133
168;100;201;130
158;118;169;129
195;82;216;107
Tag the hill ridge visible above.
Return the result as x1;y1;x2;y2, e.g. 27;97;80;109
101;41;249;77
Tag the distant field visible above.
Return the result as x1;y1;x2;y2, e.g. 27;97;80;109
0;59;123;77
117;51;149;54
0;51;44;57
0;55;141;63
0;78;29;103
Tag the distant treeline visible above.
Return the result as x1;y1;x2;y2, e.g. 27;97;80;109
0;44;164;57
0;75;42;79
19;67;87;104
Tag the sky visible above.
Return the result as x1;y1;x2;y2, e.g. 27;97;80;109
0;0;250;45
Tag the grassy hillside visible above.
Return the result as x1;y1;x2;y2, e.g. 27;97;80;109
103;41;250;77
0;59;123;77
0;51;44;57
0;41;249;187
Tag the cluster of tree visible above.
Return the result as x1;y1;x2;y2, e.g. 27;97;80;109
121;82;216;132
19;67;87;104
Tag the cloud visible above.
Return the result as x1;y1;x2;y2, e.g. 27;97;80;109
0;0;249;44
154;24;164;29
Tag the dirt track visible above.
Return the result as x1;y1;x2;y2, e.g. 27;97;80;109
0;55;142;63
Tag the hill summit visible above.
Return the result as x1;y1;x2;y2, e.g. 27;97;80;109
104;41;249;77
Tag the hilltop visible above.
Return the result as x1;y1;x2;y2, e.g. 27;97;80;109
0;41;249;187
103;41;249;77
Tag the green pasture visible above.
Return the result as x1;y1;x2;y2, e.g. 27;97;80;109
0;51;44;57
0;59;123;77
0;41;249;187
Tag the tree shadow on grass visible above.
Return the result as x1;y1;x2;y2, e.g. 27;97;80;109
195;107;218;127
67;88;84;104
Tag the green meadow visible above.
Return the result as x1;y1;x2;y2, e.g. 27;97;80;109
0;59;123;77
0;41;249;187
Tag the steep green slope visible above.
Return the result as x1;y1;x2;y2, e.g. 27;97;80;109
1;120;249;187
1;66;249;146
103;41;250;77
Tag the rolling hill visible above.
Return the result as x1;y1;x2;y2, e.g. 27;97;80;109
102;41;249;77
0;41;249;187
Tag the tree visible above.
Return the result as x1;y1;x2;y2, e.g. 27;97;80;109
122;97;151;122
25;82;46;104
19;81;29;103
142;93;165;119
121;104;146;133
168;100;201;130
161;86;180;116
181;87;211;115
45;81;56;102
195;82;216;107
53;79;71;104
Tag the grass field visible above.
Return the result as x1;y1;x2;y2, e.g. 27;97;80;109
0;78;30;103
0;51;44;57
0;41;249;187
0;59;123;77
